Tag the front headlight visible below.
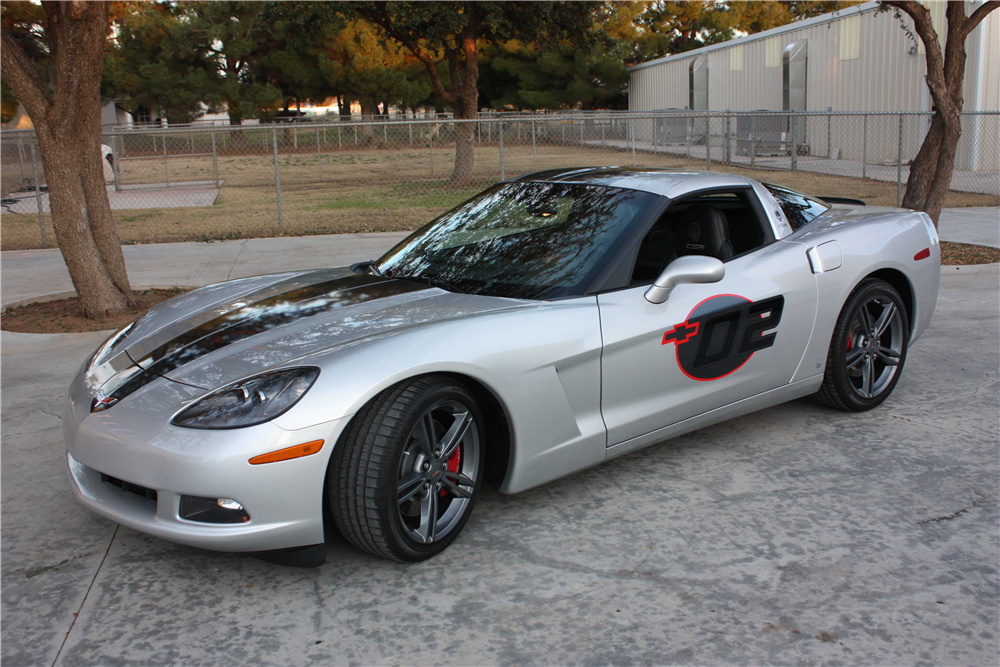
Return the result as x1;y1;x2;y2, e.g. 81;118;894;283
171;367;320;429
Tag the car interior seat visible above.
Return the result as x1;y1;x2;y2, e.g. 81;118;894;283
674;203;735;261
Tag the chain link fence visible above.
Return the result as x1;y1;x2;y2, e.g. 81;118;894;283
2;111;997;250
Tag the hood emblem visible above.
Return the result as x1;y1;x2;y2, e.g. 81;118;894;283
91;390;119;413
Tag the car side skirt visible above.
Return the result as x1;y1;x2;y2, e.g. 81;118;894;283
605;375;824;461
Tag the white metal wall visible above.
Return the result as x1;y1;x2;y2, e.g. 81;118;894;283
629;1;998;115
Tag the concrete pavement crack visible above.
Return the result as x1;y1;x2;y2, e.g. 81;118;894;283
916;491;989;525
50;524;118;667
226;239;249;282
911;345;997;379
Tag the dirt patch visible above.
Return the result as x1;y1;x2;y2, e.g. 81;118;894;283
1;287;189;334
941;241;1000;265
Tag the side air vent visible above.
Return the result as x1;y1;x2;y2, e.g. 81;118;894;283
100;473;158;502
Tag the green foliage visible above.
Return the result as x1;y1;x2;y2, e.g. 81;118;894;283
636;1;863;61
183;1;283;124
103;2;220;123
325;20;430;113
250;1;344;110
94;0;865;125
1;78;18;122
1;0;51;91
483;44;628;111
348;1;601;115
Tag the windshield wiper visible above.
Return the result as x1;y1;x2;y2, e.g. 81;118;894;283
349;260;383;276
389;273;462;294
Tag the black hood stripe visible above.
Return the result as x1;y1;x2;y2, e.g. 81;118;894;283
104;275;429;403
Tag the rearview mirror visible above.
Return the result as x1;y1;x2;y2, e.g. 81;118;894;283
644;256;725;304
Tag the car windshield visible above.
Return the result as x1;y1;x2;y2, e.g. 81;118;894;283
373;181;657;300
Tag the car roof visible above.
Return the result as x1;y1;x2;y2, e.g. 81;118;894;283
512;167;753;200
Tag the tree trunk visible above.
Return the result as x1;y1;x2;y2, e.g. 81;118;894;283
360;102;378;140
450;97;477;186
922;113;963;223
338;95;352;121
0;1;134;318
883;0;1000;226
900;112;944;211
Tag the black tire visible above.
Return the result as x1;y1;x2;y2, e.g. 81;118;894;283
814;278;909;411
326;375;485;561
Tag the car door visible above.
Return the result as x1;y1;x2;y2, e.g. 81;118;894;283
597;196;818;449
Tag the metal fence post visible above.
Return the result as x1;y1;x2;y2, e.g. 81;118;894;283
751;135;756;169
409;122;413;146
790;115;797;171
163;131;169;187
273;128;283;232
17;135;26;183
29;142;46;246
580;120;584;146
827;107;833;158
601;120;605;147
631;118;637;166
896;113;904;207
862;114;868;180
531;119;537;168
429;127;434;177
316;127;322;180
499;121;505;180
705;113;712;171
211;130;219;188
111;134;122;192
338;125;342;150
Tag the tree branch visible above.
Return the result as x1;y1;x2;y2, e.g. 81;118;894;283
0;25;53;118
461;3;479;104
361;4;457;104
881;1;947;110
962;0;999;38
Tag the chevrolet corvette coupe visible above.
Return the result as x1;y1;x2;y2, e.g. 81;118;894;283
64;168;940;564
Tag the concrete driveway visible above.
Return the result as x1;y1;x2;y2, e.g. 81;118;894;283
2;211;998;666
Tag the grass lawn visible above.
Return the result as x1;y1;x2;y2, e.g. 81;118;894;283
2;143;996;250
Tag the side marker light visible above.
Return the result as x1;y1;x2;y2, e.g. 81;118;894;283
249;440;324;465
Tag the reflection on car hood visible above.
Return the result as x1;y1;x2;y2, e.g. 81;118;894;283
90;269;530;404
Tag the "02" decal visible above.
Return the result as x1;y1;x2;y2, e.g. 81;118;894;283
662;294;785;381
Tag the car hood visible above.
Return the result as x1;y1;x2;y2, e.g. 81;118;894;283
88;269;531;404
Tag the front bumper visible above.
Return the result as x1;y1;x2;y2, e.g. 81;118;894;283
64;374;349;553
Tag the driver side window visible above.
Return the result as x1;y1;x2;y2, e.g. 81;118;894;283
630;189;771;284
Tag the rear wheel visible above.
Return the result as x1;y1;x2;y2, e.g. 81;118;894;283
327;376;484;561
814;279;909;411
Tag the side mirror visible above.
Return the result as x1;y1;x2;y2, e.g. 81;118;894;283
644;256;725;304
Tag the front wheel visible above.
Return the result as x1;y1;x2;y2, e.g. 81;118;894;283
327;376;485;561
814;279;909;411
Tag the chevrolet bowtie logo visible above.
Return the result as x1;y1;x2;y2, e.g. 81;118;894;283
661;320;700;346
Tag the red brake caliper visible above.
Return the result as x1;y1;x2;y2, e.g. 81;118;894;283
441;446;461;497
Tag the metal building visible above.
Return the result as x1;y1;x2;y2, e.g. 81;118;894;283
628;1;999;115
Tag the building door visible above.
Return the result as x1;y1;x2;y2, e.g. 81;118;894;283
783;40;808;146
689;56;709;143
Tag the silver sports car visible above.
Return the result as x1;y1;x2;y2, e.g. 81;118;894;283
64;168;940;564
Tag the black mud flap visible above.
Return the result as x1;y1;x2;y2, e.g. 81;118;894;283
252;543;326;568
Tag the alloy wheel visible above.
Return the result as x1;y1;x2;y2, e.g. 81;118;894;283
396;399;480;544
845;295;904;399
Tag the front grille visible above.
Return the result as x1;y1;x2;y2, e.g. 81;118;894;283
100;473;158;502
